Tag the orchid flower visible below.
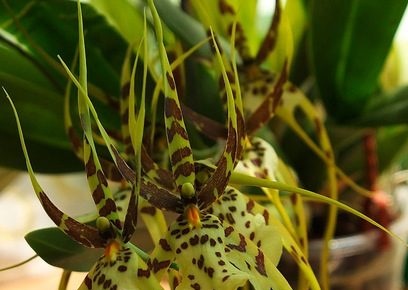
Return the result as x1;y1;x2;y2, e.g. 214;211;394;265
115;1;294;289
5;1;165;289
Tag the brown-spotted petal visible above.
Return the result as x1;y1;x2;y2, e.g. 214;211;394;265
78;240;163;290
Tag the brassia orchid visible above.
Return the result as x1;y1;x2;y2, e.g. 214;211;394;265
2;0;407;290
177;1;380;288
4;1;164;289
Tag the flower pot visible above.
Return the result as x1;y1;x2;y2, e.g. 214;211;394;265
279;184;408;290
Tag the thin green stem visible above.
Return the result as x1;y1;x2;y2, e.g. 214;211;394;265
58;270;72;290
0;255;37;271
230;171;406;245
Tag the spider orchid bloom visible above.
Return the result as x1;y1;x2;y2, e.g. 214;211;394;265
6;2;165;289
6;85;163;290
109;1;293;289
183;1;339;287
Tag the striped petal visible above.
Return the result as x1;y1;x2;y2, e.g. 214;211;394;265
141;146;176;190
141;180;183;213
148;0;196;195
112;187;169;246
59;0;122;228
197;30;242;209
255;0;281;64
119;45;135;158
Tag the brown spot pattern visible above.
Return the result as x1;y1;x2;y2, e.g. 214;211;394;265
68;127;82;152
256;0;281;63
86;155;97;177
219;0;234;14
255;249;267;276
92;184;104;204
140;206;157;216
166;72;176;90
171;146;193;165
39;191;105;248
166;121;189;143
165;98;182;120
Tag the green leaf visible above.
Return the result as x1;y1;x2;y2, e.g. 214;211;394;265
88;0;144;45
0;36;68;149
309;0;408;121
377;126;408;172
1;0;125;96
0;131;82;172
25;228;103;272
354;85;408;126
0;0;129;172
184;59;225;125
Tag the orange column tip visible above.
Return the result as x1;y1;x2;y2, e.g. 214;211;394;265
185;204;201;228
104;239;120;261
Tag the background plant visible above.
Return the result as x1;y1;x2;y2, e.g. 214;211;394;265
1;0;408;289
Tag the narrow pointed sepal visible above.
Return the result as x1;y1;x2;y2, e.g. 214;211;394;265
148;0;196;194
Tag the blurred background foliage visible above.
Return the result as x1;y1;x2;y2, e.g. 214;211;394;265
0;0;408;194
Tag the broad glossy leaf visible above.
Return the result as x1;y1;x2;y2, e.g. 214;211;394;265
0;0;126;172
0;47;69;149
0;0;125;96
377;126;408;172
88;0;144;45
25;227;103;272
0;131;82;172
309;0;408;121
1;43;82;174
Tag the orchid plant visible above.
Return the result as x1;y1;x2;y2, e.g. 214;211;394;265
1;0;408;290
